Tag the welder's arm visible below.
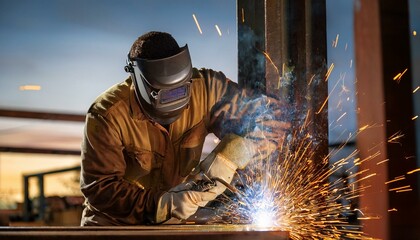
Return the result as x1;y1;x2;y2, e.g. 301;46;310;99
198;68;291;190
155;134;255;223
198;133;263;195
201;68;291;149
155;181;218;223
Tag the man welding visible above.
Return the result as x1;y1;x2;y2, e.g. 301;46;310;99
80;31;289;225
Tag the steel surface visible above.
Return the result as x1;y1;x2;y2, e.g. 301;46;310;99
0;225;289;240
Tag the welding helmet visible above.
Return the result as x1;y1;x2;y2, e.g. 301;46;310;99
125;45;193;125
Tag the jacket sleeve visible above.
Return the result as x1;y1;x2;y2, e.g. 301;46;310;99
80;112;163;225
199;68;288;141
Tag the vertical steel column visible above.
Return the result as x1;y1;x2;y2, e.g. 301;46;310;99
23;176;30;221
237;0;266;92
237;0;328;163
354;0;419;239
22;174;46;222
38;175;45;221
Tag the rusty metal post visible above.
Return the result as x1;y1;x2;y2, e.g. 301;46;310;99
237;0;328;163
237;0;266;92
354;0;419;239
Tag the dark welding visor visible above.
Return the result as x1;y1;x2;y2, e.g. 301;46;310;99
129;45;192;89
125;45;193;125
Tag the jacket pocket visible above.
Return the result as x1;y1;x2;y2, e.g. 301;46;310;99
124;148;163;189
179;120;208;177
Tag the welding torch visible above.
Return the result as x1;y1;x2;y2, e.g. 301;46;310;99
190;173;240;194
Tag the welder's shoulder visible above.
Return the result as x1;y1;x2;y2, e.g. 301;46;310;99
193;68;227;82
87;78;132;117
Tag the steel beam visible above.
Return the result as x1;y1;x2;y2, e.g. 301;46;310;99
237;0;328;163
354;0;419;239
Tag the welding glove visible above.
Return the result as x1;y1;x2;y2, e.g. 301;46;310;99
251;96;292;148
244;126;279;161
199;133;259;196
155;181;218;223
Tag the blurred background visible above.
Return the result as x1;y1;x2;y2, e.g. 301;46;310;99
0;0;418;232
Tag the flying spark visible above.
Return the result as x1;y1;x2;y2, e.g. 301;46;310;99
358;123;383;132
385;176;405;184
393;68;408;83
192;14;203;34
387;131;404;145
333;34;339;48
396;189;412;193
258;50;281;88
376;159;389;165
407;168;420;175
316;77;340;114
257;48;295;90
325;63;335;82
389;185;410;192
336;112;347;122
207;110;377;239
215;25;222;36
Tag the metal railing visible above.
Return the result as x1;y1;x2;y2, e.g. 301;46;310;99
22;166;81;222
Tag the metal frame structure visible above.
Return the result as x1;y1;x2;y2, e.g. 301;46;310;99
22;166;81;222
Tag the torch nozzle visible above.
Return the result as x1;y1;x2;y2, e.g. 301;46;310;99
193;173;240;195
212;177;240;194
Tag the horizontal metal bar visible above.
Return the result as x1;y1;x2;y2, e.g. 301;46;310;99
0;109;85;122
0;146;81;155
0;226;289;240
23;166;80;178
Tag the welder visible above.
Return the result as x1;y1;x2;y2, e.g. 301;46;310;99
80;31;289;226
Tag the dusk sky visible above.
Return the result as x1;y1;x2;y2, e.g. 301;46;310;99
0;0;237;113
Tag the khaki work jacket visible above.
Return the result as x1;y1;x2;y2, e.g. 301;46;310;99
80;68;251;225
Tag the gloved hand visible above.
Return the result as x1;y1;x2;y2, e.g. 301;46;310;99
155;181;218;223
199;133;260;196
250;95;291;151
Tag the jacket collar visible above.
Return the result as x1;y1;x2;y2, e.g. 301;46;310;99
128;77;147;121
